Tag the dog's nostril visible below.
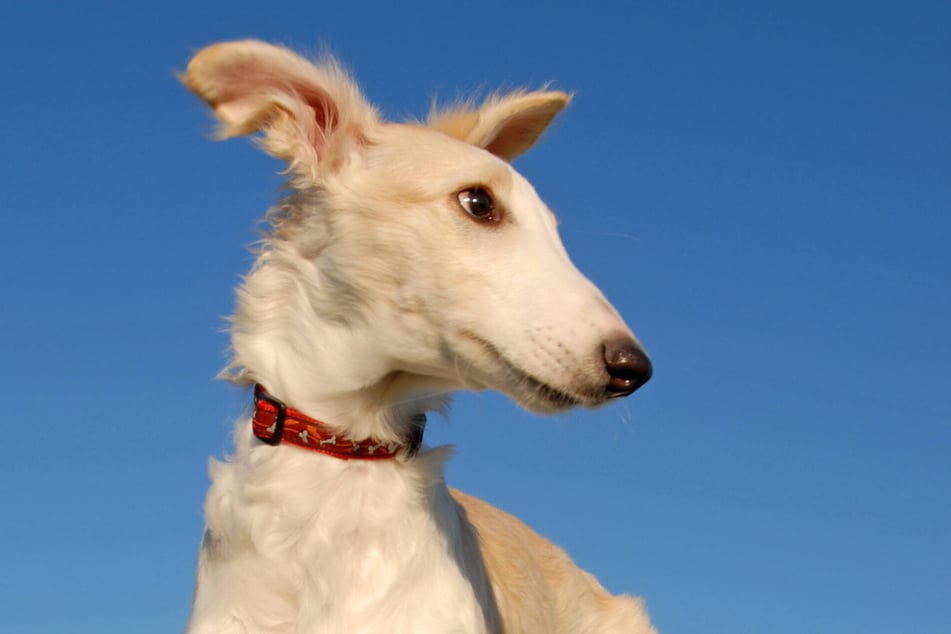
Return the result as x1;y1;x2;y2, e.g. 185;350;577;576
603;340;652;397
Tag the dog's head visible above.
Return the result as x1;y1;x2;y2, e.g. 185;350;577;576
183;40;650;420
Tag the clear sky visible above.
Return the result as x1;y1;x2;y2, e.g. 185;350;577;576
2;1;949;632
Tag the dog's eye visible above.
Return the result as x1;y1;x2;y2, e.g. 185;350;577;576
457;188;498;223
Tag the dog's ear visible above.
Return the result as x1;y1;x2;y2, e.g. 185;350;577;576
181;40;378;179
430;90;571;161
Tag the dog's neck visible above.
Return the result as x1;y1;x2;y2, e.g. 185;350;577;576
223;241;453;445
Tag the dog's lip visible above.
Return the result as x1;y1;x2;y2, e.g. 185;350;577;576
456;330;594;410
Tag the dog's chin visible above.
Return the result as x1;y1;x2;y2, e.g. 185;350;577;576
508;383;588;414
455;330;605;414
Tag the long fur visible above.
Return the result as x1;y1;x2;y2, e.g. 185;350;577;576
182;40;656;633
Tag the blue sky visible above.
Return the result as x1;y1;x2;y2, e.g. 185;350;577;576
2;1;949;632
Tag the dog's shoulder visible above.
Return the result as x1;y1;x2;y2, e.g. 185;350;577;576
450;488;656;634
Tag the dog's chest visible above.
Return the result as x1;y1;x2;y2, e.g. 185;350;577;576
192;445;498;633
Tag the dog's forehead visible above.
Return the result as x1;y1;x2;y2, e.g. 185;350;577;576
378;123;485;158
363;123;516;191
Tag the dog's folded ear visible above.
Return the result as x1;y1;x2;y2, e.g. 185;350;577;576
429;90;571;162
181;40;379;180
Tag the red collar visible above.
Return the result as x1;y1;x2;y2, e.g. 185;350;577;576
252;385;425;460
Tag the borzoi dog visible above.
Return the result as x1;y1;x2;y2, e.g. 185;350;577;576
182;40;656;633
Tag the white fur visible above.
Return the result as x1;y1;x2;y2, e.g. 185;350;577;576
182;40;656;633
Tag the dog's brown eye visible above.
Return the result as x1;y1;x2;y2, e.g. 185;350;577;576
458;188;497;222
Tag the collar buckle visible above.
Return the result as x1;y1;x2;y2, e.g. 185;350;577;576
253;386;287;446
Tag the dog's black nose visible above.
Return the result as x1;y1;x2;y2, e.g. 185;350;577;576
604;339;652;397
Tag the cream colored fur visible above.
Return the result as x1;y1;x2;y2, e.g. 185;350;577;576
182;40;656;633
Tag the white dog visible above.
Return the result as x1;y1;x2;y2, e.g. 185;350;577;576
182;40;656;633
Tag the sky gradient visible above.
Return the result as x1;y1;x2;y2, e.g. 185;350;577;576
2;1;949;632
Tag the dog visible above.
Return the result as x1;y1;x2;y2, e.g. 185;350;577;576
182;40;656;633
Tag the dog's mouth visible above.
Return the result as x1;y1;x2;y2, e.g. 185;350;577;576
456;330;595;412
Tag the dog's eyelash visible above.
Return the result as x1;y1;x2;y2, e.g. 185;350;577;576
457;187;500;223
